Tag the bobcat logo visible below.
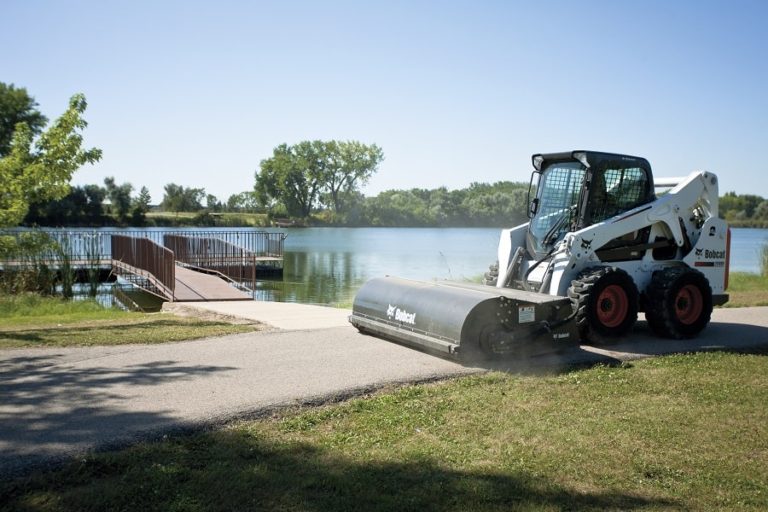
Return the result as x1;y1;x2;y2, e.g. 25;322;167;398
386;304;416;325
695;248;703;257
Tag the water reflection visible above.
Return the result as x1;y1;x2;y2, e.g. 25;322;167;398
249;227;502;304
253;251;365;305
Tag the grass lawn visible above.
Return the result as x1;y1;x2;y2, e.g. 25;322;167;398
145;211;198;219
0;273;765;509
0;294;257;349
725;272;768;307
145;211;270;227
1;350;766;511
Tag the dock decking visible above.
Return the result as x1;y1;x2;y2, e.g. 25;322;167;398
172;266;252;302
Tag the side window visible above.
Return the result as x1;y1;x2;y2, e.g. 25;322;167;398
591;167;649;223
605;167;648;207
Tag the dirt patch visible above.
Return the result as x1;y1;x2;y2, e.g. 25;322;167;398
161;303;270;328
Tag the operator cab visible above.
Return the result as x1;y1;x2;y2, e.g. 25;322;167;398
526;151;655;259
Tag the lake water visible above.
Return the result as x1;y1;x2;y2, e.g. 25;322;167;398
727;228;768;273
253;226;767;305
254;227;502;304
20;226;768;305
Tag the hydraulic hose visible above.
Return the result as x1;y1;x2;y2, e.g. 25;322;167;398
522;246;556;292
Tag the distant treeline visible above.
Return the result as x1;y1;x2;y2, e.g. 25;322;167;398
23;179;259;227
22;180;532;228
354;182;529;227
719;192;768;228
21;180;768;229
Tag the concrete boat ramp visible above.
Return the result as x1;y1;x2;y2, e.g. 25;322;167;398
166;300;354;329
1;303;768;477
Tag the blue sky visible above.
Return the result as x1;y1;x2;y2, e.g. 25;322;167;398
2;0;767;203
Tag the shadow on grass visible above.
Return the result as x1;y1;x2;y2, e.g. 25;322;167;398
1;429;681;512
0;354;235;476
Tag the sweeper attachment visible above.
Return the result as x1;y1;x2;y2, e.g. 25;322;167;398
350;150;730;360
349;277;578;360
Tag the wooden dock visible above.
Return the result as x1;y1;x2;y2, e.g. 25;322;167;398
172;266;252;302
0;230;286;304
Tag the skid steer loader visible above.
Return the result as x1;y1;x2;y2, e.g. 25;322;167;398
349;151;730;360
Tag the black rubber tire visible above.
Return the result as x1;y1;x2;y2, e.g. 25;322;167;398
483;261;499;286
644;266;713;339
568;266;639;343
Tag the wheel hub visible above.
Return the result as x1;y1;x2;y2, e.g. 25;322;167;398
675;284;703;325
596;284;628;328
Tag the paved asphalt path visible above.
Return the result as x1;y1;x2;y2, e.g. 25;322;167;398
2;306;768;476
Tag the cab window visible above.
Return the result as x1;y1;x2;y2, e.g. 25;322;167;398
590;167;650;224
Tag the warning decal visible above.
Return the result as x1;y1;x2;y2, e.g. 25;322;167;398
519;306;535;324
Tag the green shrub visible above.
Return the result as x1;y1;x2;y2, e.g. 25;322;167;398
761;243;768;277
0;292;105;318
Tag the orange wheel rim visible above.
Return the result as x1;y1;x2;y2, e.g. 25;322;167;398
675;284;703;325
596;284;628;328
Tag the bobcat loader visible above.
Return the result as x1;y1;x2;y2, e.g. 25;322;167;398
349;151;730;360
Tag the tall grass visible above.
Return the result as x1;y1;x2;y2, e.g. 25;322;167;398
0;292;107;318
84;232;104;297
54;234;75;298
0;231;58;294
761;242;768;277
1;230;107;299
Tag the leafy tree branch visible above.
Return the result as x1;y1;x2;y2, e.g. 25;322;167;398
0;91;101;228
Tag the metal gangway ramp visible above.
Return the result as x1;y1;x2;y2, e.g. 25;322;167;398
172;265;251;302
110;235;251;302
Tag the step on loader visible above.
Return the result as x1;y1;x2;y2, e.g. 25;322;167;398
349;151;731;360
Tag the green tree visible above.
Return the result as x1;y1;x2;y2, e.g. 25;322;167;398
226;191;259;212
131;186;152;224
460;181;528;226
0;93;101;229
0;83;48;157
256;140;383;218
363;189;431;226
24;184;107;226
161;183;205;212
359;181;528;227
104;177;134;223
256;141;327;217
754;200;768;220
205;193;221;212
324;140;384;214
135;186;152;211
721;191;762;218
83;184;107;220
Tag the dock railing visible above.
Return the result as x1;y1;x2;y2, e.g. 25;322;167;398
163;234;257;289
1;229;286;261
2;229;285;297
110;235;176;300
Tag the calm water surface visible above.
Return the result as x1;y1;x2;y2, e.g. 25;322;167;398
255;227;768;304
727;228;768;273
39;226;768;305
256;227;501;304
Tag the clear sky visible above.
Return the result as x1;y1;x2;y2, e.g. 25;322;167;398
3;0;767;203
